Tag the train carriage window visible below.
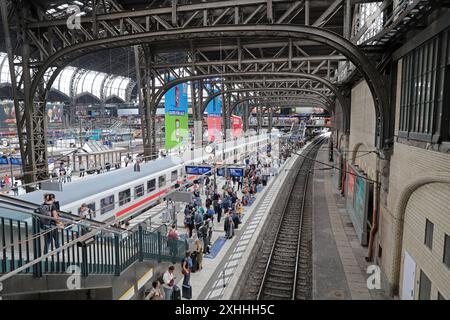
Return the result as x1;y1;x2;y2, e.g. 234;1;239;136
100;195;115;215
171;170;178;182
119;189;131;206
147;179;156;193
158;175;166;188
134;184;144;199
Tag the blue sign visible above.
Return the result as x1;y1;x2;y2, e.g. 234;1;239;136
217;167;224;176
206;85;222;117
165;78;188;116
185;166;211;175
0;158;8;165
228;168;244;177
10;158;21;165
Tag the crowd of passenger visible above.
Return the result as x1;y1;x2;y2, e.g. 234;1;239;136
26;138;303;300
151;148;303;300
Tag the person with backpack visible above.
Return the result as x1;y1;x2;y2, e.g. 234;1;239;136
38;193;62;254
194;208;203;232
205;205;215;221
207;217;214;248
167;224;179;257
184;209;194;238
213;192;222;223
193;239;203;271
232;210;241;230
223;210;234;239
198;221;209;254
181;251;192;286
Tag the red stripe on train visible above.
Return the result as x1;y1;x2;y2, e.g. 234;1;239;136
115;175;198;218
115;188;168;217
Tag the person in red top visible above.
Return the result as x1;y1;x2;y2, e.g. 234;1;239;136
167;224;180;257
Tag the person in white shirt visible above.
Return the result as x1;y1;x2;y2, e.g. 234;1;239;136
162;265;176;300
66;166;72;182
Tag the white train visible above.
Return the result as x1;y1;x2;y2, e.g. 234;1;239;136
18;132;278;223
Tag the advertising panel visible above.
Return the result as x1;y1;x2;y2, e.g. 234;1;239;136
231;115;243;138
207;88;222;143
165;81;189;149
207;117;222;143
347;165;355;205
346;164;370;246
0;100;16;128
353;175;366;223
0;101;64;131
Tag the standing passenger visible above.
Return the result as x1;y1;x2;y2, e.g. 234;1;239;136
162;266;175;300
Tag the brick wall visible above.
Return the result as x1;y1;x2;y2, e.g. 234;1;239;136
348;80;378;180
347;76;450;299
377;58;450;297
380;141;450;296
400;183;450;299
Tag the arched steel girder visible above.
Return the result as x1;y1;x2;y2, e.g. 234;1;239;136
31;25;388;147
230;96;332;115
201;87;333;114
153;72;348;132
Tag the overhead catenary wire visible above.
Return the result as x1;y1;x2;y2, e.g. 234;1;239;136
292;150;380;185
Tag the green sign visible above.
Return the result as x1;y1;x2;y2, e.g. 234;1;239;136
164;81;189;149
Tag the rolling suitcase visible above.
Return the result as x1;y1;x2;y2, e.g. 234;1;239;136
182;284;192;300
172;285;181;300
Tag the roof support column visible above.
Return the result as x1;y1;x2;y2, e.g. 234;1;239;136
135;46;157;160
242;98;249;132
268;109;273;133
343;0;352;40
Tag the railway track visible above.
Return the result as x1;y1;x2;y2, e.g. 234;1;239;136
240;138;323;300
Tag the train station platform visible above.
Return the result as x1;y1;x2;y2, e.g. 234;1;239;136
152;143;310;300
311;145;389;300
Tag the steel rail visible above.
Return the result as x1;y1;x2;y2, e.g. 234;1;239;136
256;137;322;300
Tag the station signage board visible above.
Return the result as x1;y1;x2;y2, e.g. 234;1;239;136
228;167;244;177
0;157;22;165
9;158;21;165
185;166;212;175
165;78;189;150
216;167;244;177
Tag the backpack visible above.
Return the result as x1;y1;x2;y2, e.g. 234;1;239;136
37;203;54;228
184;214;192;225
198;225;207;239
168;229;178;240
195;212;203;225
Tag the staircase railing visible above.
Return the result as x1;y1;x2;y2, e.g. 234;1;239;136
0;216;185;278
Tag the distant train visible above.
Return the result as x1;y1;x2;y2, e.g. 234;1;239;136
18;132;278;223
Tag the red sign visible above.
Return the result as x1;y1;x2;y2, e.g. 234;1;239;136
175;85;180;107
231;115;243;137
207;116;222;142
347;165;355;203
